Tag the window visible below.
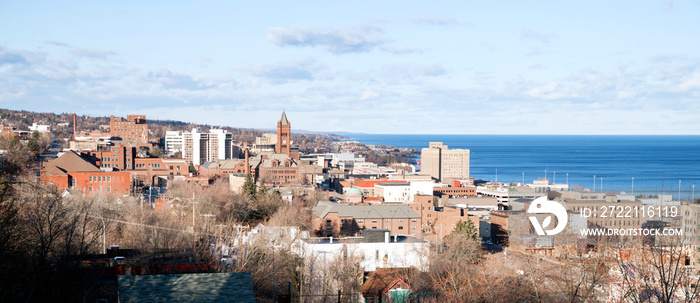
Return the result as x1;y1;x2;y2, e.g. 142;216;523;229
170;166;174;170
398;219;404;223
357;219;363;223
385;219;390;223
89;176;93;182
412;218;417;222
372;219;377;223
398;226;404;230
107;186;111;192
412;226;417;230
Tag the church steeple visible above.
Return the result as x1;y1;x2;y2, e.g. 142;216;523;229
276;111;291;155
279;111;289;126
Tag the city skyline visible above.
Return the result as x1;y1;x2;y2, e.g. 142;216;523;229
1;1;700;134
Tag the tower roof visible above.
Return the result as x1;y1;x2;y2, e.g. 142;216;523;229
279;111;289;126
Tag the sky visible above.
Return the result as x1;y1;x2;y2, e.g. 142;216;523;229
1;1;699;134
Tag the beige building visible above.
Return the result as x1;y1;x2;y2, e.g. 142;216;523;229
420;142;470;182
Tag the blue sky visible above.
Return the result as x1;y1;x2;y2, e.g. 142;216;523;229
1;1;699;134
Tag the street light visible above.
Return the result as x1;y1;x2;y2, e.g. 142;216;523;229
593;175;596;192
90;212;106;255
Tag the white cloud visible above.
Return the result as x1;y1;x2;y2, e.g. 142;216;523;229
44;40;71;48
251;59;326;84
382;45;424;54
672;73;700;92
70;48;116;59
360;90;380;100
267;24;387;54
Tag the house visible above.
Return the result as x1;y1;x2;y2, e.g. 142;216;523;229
360;268;416;303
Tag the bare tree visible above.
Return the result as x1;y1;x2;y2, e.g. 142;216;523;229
613;234;700;303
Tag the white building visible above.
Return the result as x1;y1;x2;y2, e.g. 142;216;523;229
181;128;234;165
292;230;429;272
165;131;184;156
29;123;51;133
375;180;435;203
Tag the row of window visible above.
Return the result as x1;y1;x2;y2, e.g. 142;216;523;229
134;163;162;168
89;176;112;182
356;218;418;223
89;186;111;192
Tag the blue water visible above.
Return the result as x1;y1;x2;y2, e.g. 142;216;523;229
346;134;700;200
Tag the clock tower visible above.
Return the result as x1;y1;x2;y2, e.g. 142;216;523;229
276;111;291;156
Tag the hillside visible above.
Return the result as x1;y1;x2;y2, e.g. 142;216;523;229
0;108;343;152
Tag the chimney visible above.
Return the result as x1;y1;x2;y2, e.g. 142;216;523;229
73;113;77;137
244;148;250;175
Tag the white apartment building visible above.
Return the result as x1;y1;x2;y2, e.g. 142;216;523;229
180;128;233;165
165;131;184;156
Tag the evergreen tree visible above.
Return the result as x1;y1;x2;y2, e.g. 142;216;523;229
242;173;257;200
451;219;481;242
256;182;268;201
27;132;40;156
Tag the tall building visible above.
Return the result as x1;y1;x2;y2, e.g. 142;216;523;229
110;115;148;143
164;131;184;156
276;111;291;155
420;142;470;182
182;128;233;165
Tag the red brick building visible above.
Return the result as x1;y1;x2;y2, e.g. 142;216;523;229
110;115;148;143
41;151;131;195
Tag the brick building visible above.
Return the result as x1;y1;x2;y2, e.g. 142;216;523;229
110;115;148;143
313;201;421;237
406;195;473;241
41;151;131;195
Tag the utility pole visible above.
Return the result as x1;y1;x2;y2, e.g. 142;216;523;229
90;212;106;254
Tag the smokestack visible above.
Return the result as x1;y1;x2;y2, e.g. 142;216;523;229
73;113;77;137
244;148;250;175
